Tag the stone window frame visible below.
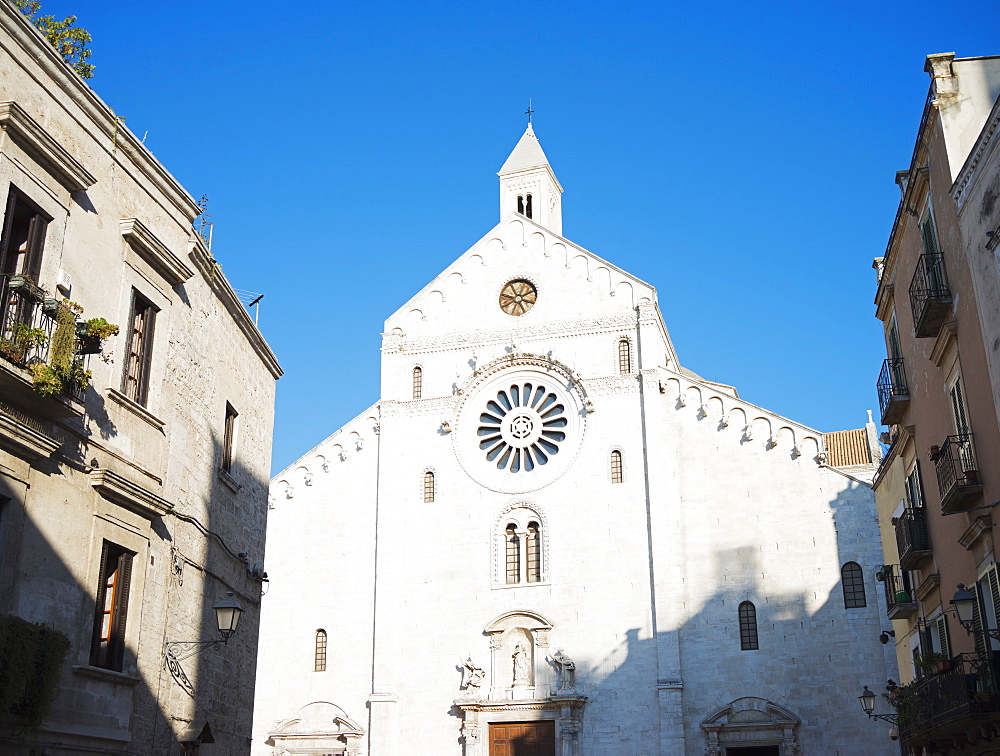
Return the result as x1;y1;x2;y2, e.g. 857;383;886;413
609;447;624;484
840;561;867;609
616;336;633;374
492;501;549;589
314;629;327;672
421;467;437;503
412;364;423;400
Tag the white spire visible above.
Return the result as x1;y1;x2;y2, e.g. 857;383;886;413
498;124;563;235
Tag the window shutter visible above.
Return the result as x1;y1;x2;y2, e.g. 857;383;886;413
888;319;901;360
111;551;133;671
138;309;156;405
25;213;47;279
934;614;951;659
921;215;940;257
90;541;111;665
988;565;1000;631
972;583;989;655
950;380;970;436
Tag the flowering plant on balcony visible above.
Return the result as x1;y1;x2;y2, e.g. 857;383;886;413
0;323;47;365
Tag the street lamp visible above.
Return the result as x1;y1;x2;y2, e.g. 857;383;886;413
164;592;245;696
949;584;1000;641
857;685;899;725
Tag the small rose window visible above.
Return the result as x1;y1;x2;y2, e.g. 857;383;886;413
499;280;537;316
478;382;568;472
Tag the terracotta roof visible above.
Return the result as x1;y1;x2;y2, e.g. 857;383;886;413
823;429;873;468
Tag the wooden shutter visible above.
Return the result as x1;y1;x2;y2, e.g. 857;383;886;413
950;379;970;436
138;306;155;405
0;191;18;274
888;319;901;360
111;551;133;671
24;212;46;279
921;214;940;257
972;583;989;655
934;614;951;659
89;541;112;665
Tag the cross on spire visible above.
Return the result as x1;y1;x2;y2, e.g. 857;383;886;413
525;98;534;125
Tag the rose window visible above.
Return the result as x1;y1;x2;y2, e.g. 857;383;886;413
478;382;568;473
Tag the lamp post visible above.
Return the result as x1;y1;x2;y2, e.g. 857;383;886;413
857;685;899;725
164;592;245;696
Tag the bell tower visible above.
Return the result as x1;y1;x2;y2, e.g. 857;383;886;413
498;123;564;236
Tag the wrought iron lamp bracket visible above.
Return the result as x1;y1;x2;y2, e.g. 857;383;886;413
164;638;227;663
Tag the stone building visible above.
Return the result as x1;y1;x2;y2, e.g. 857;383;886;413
870;52;1000;753
254;122;897;755
0;4;280;753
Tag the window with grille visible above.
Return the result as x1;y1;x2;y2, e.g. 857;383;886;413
222;403;238;472
611;450;623;483
122;291;156;406
412;366;422;400
841;562;866;608
314;629;327;672
618;339;631;374
738;601;758;650
423;471;435;503
505;524;520;585
90;541;135;671
526;522;540;583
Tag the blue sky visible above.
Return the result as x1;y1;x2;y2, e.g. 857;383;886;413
36;0;999;474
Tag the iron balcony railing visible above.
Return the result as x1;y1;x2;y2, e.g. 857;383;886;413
0;274;54;368
932;434;983;514
877;358;909;425
909;253;952;337
895;507;931;570
897;652;1000;743
879;564;917;619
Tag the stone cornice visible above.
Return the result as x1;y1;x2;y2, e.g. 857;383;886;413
90;467;173;519
120;218;193;285
454;695;587;713
0;5;200;219
0;101;96;192
189;239;282;380
951;93;1000;211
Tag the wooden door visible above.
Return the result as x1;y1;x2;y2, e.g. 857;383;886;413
489;721;556;756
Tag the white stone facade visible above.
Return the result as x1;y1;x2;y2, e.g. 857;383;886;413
254;126;896;755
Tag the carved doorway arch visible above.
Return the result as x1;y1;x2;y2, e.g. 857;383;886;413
700;697;800;755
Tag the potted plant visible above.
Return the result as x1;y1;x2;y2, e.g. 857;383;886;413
7;274;44;302
75;317;118;355
894;590;912;604
0;322;47;365
915;651;951;676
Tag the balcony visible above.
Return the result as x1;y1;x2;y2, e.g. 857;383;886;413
896;652;1000;745
932;434;983;514
877;358;909;425
895;507;932;570
879;564;918;620
909;253;952;337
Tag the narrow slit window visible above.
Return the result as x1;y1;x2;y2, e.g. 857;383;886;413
611;450;623;483
412;366;422;400
526;522;541;583
738;601;758;650
505;524;520;585
841;562;866;608
618;338;631;374
517;195;525;215
525;193;533;219
314;629;327;672
222;403;238;472
423;471;435;503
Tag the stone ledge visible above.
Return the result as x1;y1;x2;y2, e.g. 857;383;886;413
72;664;141;687
0;404;59;460
0;101;96;192
959;514;992;551
90;467;172;519
105;386;166;429
914;572;941;602
121;218;193;285
217;467;242;493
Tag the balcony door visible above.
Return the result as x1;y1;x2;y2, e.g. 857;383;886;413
489;721;555;756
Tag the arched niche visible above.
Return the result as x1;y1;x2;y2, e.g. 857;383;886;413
267;701;365;756
484;610;553;700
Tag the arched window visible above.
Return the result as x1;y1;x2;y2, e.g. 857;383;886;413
618;338;631;374
517;195;525;215
412;366;422;400
314;629;327;671
505;524;520;584
423;471;435;503
526;522;541;583
611;450;623;483
841;562;866;608
738;602;758;650
525;193;533;219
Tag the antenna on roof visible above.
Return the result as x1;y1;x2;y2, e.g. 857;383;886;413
525;98;534;125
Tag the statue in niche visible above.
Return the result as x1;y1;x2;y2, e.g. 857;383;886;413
461;657;485;698
512;643;530;685
550;649;575;692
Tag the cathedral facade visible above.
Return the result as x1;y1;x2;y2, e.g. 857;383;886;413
252;126;897;755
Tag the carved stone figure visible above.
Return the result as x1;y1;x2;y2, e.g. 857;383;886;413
550;649;575;692
512;643;529;685
462;657;485;698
